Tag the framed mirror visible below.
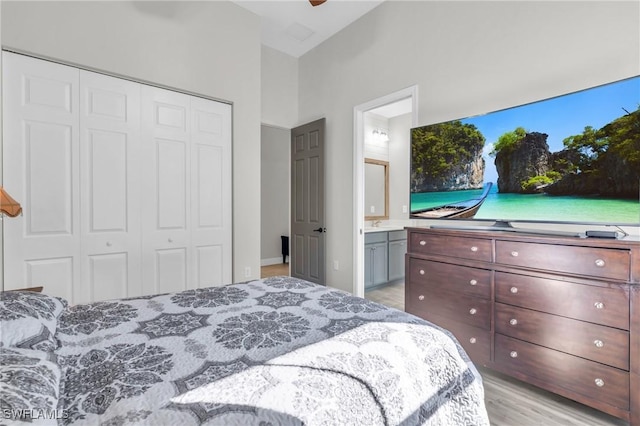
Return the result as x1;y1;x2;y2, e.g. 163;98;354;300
364;158;389;220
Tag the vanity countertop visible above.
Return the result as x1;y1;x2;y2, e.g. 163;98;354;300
364;226;406;234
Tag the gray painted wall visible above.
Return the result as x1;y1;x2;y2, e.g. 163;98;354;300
261;125;290;264
297;1;640;292
388;113;412;221
1;1;262;283
3;1;638;292
261;46;299;128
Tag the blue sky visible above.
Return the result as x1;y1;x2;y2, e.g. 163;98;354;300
461;76;640;184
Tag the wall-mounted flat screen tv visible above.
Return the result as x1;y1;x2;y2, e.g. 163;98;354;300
410;76;640;228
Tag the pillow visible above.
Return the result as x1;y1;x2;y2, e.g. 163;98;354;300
0;347;62;425
0;291;68;351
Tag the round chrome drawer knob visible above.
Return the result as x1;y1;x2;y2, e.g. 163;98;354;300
510;287;519;294
469;337;477;344
168;238;173;243
418;295;425;301
469;279;477;286
509;319;518;326
594;259;605;267
419;240;426;246
106;242;112;247
470;246;478;252
594;302;605;310
594;340;604;348
594;378;605;387
511;251;519;257
419;269;425;275
510;351;518;358
469;308;477;315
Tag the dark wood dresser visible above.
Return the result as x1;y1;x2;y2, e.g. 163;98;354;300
405;227;640;425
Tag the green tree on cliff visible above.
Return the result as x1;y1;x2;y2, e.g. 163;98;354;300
561;126;603;171
600;107;640;175
489;127;526;156
562;106;640;175
411;120;485;179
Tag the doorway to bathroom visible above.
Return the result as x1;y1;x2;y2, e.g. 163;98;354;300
353;86;418;309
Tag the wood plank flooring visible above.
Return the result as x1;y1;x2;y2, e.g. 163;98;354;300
261;263;289;278
261;267;628;426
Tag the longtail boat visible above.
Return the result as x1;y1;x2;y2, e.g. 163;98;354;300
411;182;493;219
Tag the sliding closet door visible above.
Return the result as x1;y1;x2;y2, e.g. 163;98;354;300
2;53;81;301
3;52;233;302
140;88;232;294
190;97;232;287
141;86;192;295
78;71;142;303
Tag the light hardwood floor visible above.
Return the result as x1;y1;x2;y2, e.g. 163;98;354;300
261;263;289;278
261;267;627;426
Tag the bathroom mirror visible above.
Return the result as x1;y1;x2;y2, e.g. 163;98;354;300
364;158;389;220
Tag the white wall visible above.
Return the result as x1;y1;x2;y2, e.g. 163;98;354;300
261;46;299;128
1;1;262;283
260;125;290;265
388;113;412;221
363;113;389;161
260;46;298;266
298;1;640;292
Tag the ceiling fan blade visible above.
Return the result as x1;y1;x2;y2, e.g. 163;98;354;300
309;0;327;6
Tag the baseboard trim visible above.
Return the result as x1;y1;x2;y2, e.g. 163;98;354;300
261;257;284;266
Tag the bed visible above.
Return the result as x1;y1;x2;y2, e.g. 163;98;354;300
1;276;489;425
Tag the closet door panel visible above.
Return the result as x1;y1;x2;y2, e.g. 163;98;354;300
190;97;232;287
79;71;141;303
25;121;74;235
88;253;128;303
25;258;74;301
141;86;191;295
196;245;223;287
156;248;187;294
157;139;188;229
2;52;81;302
86;130;128;231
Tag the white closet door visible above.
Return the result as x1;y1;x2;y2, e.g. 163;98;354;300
141;86;192;295
78;71;142;303
2;52;81;301
190;97;232;287
3;53;233;302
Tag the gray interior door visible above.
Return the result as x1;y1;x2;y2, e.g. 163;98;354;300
290;118;325;285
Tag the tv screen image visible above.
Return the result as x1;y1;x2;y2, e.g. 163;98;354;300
410;76;640;226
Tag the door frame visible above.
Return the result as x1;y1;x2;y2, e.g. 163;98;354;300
353;86;418;297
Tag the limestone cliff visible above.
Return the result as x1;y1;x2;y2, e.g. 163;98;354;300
494;132;552;193
546;151;640;197
411;147;485;192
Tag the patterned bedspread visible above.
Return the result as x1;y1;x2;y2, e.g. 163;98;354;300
53;277;489;425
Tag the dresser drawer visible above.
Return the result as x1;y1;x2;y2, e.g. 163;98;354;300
496;240;630;281
495;303;629;370
426;313;490;365
408;258;491;299
406;287;491;329
409;232;491;262
495;334;630;410
495;272;629;330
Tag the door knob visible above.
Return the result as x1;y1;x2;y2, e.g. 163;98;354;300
313;227;326;233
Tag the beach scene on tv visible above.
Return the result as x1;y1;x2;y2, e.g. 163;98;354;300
410;76;640;224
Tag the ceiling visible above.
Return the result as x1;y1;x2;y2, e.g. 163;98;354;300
231;0;385;58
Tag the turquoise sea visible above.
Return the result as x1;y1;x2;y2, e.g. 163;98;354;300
411;185;640;224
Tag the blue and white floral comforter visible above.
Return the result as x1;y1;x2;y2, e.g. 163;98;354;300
54;277;489;425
